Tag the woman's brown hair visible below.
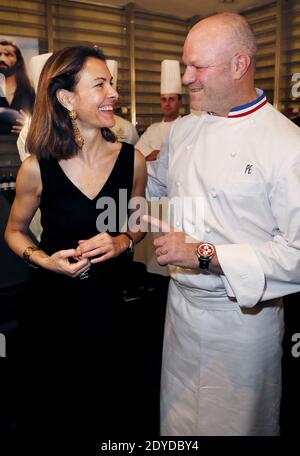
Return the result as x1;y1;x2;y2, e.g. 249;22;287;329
27;44;116;160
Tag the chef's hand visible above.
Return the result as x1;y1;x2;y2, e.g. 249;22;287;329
143;215;199;269
145;149;160;162
143;216;223;274
11;109;27;134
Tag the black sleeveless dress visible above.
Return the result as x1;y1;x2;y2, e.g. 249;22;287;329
19;143;139;442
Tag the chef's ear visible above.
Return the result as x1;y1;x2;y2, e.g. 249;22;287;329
231;53;252;80
56;88;75;111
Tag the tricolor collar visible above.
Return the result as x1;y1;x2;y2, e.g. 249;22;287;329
228;89;267;118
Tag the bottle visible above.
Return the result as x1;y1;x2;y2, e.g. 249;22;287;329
8;173;16;191
0;175;9;192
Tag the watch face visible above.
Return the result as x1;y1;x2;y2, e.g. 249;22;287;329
23;245;39;262
198;243;215;258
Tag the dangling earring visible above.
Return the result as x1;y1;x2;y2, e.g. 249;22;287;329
69;110;84;148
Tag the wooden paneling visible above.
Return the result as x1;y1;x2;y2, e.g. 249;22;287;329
0;0;47;48
0;0;299;131
281;0;300;116
50;1;131;115
242;1;277;104
135;11;188;131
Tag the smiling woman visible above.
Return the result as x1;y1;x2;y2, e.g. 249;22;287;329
26;46;117;159
4;44;147;444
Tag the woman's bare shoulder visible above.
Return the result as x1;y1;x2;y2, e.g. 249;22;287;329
17;155;42;191
21;154;40;172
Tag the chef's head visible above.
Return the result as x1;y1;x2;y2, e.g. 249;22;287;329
182;13;257;116
160;93;181;121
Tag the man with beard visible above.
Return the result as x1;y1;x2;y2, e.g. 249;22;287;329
0;40;35;135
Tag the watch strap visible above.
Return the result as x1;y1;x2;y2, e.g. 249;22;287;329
23;245;40;267
122;233;135;253
199;258;210;270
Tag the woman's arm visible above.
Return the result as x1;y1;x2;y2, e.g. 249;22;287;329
5;156;90;277
124;148;147;245
5;155;42;259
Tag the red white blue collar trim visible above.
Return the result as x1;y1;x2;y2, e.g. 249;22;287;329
228;89;267;118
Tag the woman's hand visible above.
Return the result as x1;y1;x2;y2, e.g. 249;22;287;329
11;109;27;134
75;233;129;264
40;248;91;277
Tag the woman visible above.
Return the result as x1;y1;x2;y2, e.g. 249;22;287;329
5;45;147;441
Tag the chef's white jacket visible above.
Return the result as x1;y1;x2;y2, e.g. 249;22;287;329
112;115;139;145
135;118;179;274
147;101;300;436
135;119;178;157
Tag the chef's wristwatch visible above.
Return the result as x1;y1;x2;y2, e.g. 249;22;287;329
195;242;216;271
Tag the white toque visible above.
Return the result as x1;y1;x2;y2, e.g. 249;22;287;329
106;59;118;89
28;52;53;92
160;59;182;95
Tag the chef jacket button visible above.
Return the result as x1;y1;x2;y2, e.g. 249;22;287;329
211;190;217;198
176;221;181;227
205;227;211;233
186;145;191;150
176;181;182;187
231;151;237;157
